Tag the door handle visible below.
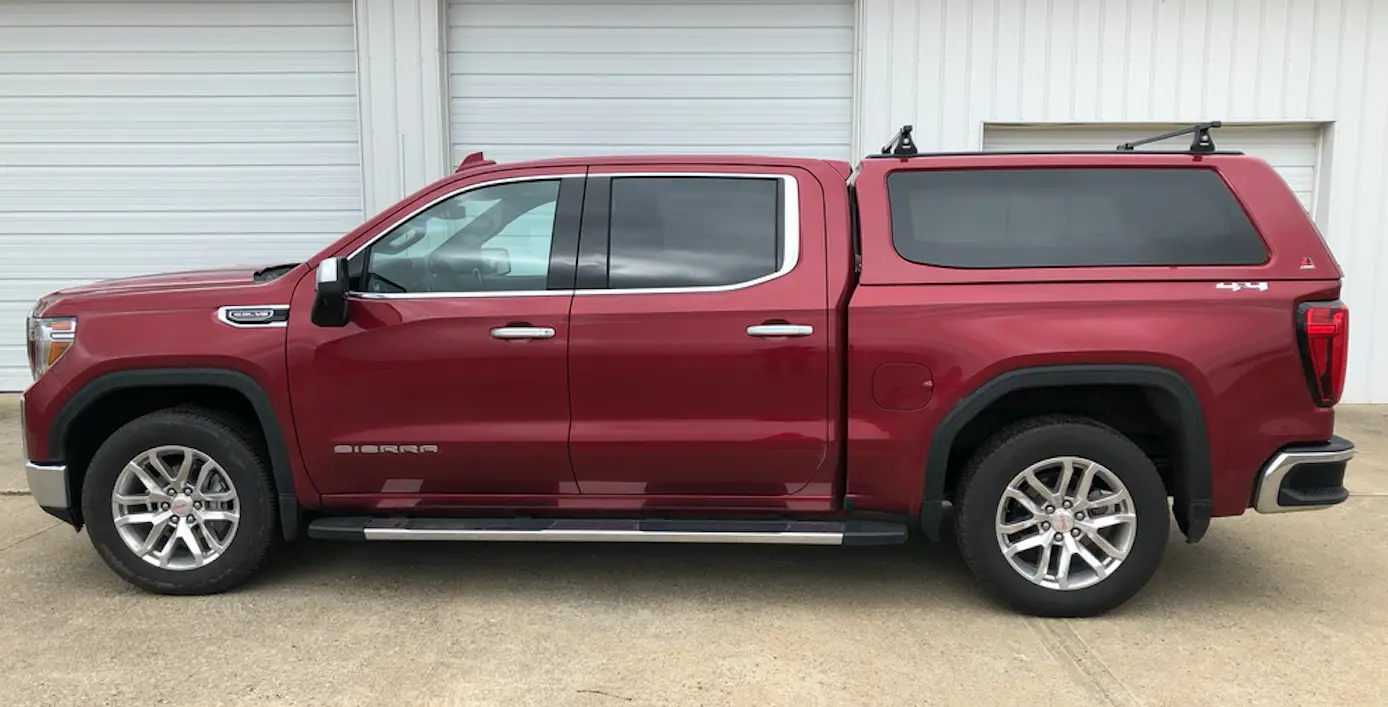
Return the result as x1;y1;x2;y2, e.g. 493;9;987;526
490;326;555;340
746;324;814;338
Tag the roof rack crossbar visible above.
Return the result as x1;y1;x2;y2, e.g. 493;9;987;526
880;125;918;157
1116;121;1223;154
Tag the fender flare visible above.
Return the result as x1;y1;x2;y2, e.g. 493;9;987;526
919;364;1211;543
50;368;301;540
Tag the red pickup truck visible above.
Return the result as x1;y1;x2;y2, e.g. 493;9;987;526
20;124;1355;617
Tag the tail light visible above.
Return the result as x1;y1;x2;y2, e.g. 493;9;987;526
1296;301;1349;407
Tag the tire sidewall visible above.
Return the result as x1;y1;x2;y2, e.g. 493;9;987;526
81;413;274;592
959;422;1170;616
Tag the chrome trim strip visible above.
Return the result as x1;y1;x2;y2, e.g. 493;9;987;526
747;324;814;337
354;289;567;300
1253;446;1356;514
25;462;69;510
216;304;290;329
342;170;800;301
361;528;844;545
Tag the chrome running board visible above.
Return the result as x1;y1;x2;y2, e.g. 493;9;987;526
308;517;908;546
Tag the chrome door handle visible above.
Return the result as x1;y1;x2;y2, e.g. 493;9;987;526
490;326;555;340
746;324;814;338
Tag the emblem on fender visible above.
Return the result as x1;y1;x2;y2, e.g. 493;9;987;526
334;444;439;454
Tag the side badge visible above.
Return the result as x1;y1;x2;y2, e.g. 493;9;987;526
1300;256;1316;270
1216;282;1269;292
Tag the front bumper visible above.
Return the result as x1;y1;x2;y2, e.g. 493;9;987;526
1253;435;1355;514
25;462;75;524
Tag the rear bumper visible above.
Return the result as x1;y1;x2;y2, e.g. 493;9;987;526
1252;435;1355;514
25;462;75;525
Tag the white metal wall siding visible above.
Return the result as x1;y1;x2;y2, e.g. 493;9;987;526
0;0;363;391
982;124;1323;212
446;0;855;163
858;0;1388;403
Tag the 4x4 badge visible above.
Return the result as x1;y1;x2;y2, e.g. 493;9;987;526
1216;282;1269;292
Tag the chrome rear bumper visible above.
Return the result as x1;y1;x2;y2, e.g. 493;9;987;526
1253;436;1355;514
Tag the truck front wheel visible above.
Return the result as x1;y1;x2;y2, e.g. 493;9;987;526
79;407;279;595
954;415;1170;617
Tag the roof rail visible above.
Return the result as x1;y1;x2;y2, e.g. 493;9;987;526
880;125;918;157
455;151;496;173
1116;121;1223;154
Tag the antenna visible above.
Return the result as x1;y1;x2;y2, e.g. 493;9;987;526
455;151;496;173
880;125;918;157
1116;121;1223;154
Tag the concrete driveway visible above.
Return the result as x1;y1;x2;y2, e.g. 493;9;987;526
2;398;1385;707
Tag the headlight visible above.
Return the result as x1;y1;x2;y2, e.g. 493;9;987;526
26;316;76;380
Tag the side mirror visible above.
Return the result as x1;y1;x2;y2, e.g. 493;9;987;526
480;247;511;276
310;257;350;328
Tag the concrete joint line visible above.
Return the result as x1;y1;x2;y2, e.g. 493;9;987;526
1027;618;1141;707
0;522;62;554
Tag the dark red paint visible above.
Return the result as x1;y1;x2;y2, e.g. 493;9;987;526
872;363;934;410
23;150;1344;526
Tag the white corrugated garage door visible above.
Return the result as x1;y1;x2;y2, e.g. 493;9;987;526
446;0;855;163
983;124;1323;213
0;0;363;391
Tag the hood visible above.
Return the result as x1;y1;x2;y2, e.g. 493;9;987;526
33;265;297;316
54;268;261;296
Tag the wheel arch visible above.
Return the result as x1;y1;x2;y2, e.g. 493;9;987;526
920;364;1211;544
50;368;300;540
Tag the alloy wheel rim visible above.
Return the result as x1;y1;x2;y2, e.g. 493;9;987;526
994;456;1137;591
110;445;240;571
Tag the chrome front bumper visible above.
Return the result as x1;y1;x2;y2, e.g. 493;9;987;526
25;462;70;515
1253;436;1355;514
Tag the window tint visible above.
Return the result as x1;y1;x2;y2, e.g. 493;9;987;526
607;176;782;289
362;179;559;294
887;168;1268;268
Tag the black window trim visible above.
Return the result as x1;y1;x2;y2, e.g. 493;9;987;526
884;165;1273;270
573;171;800;295
344;173;586;300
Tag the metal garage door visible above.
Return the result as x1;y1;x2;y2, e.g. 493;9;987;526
446;0;855;163
0;0;363;391
982;124;1323;213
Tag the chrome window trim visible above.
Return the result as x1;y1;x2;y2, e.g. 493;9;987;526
216;304;291;328
344;170;800;301
354;289;567;300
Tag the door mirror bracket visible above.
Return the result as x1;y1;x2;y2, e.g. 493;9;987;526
311;257;350;327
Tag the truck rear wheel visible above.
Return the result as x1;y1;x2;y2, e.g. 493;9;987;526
953;415;1170;617
80;407;278;595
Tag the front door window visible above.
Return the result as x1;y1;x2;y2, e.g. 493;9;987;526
361;179;561;295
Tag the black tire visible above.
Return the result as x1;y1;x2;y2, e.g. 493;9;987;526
80;406;278;595
954;415;1170;617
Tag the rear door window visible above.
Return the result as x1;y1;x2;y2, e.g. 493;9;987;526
886;168;1269;268
604;176;783;289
